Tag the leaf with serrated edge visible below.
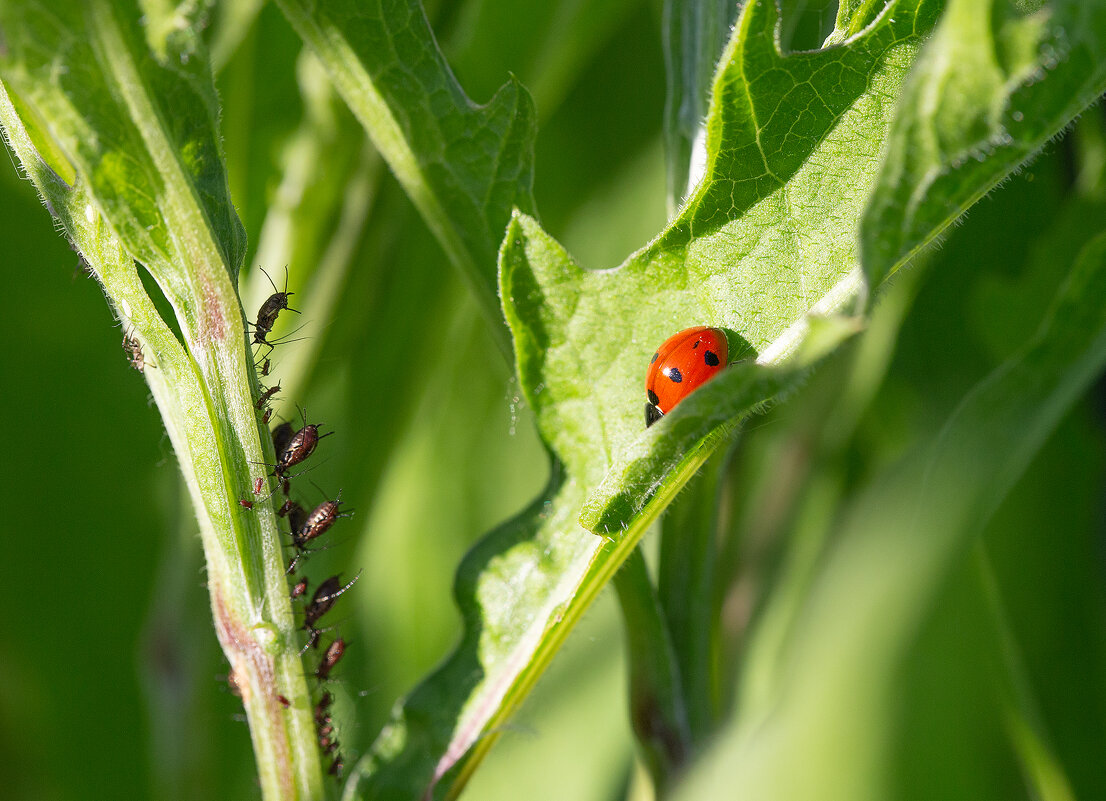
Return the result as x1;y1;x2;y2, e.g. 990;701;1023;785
348;3;942;798
275;0;536;349
862;0;1106;284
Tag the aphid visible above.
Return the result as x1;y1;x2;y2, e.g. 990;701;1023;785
303;573;362;630
262;409;273;424
328;756;344;777
226;669;242;697
122;329;149;372
239;499;254;509
317;721;334;739
253;477;265;495
260;357;272;377
276;694;290;708
302;572;362;649
293;492;350;549
286;502;308;536
250;267;299;350
291;578;309;599
275;417;330;477
644;326;728;427
272;421;294;456
255;383;281;410
314;691;333;723
315;638;346;681
319;732;338;753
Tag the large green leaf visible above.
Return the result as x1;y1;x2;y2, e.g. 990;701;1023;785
347;3;942;797
275;0;536;348
862;0;1106;283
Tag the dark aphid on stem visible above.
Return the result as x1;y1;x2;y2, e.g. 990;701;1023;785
286;502;308;537
250;267;299;350
262;409;273;424
291;577;308;599
314;691;333;724
255;383;281;410
122;328;152;372
292;492;351;549
328;756;344;778
315;638;345;681
276;694;290;708
317;720;334;739
319;731;338;754
239;499;254;509
275;417;330;477
260;357;272;377
272;421;294;456
253;477;265;495
303;572;361;630
302;572;362;649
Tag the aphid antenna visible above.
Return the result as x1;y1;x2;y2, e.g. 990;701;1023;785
292;403;333;437
306;482;354;515
258;264;301;315
283;538;340;574
248;321;312;351
284;543;324;575
300;605;360;654
248;458;328;503
293;532;359;567
317;570;363;603
299;621;341;655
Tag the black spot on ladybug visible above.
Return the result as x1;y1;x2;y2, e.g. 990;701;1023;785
650;352;659;364
663;367;683;383
645;403;663;427
704;350;720;366
647;389;659;406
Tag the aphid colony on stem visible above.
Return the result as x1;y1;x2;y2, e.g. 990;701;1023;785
233;266;356;779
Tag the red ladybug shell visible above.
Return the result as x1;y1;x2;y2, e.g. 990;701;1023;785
645;326;728;426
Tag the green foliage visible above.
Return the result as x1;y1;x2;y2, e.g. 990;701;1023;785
3;1;1106;801
275;0;536;345
863;0;1106;282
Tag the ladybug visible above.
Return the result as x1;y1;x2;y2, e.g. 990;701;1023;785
645;326;728;427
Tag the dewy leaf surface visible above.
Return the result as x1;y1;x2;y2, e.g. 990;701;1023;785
862;0;1106;283
275;0;536;347
350;3;943;798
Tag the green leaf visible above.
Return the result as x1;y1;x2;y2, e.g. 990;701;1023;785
673;225;1106;801
862;0;1106;283
348;3;943;797
275;0;536;350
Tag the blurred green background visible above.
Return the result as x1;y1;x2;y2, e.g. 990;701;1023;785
2;1;1105;800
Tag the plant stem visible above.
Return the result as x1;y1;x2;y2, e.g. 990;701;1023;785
614;546;692;794
0;75;325;800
